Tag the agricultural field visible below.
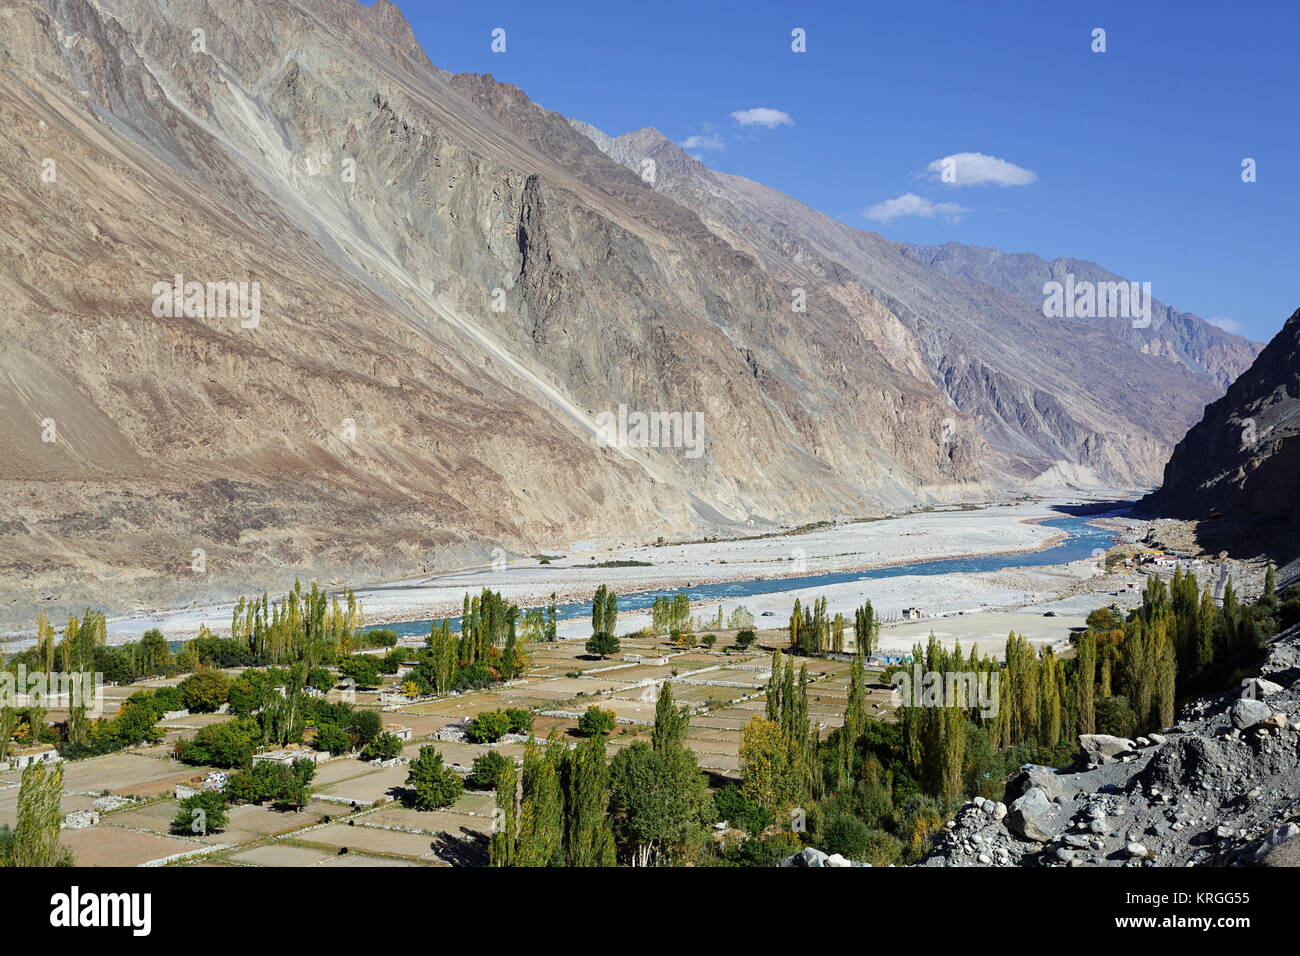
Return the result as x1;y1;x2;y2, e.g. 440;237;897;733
4;630;875;867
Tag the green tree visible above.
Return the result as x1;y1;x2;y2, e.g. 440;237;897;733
467;751;513;790
405;746;463;809
578;705;617;737
466;710;511;743
490;757;518;867
1076;630;1096;735
515;734;563;866
652;682;690;753
739;716;801;822
608;741;711;866
179;668;231;713
13;761;69;867
360;732;403;761
172;790;229;835
560;734;616;866
585;631;621;659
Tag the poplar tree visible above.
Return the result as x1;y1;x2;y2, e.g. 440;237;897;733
1076;631;1096;735
13;760;67;867
560;734;616;866
514;734;563;866
592;585;607;637
765;649;783;722
652;682;690;753
844;647;868;744
490;759;518;866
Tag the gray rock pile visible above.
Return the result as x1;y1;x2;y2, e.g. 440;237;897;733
924;622;1300;867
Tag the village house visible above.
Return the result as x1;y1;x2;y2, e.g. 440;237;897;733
1;742;62;772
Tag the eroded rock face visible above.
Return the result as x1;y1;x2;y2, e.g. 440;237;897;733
575;126;1258;492
923;623;1300;868
0;0;986;623
1140;308;1300;565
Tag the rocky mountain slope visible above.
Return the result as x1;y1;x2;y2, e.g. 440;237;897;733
923;622;1300;867
0;0;1262;627
1140;307;1300;566
901;241;1261;391
0;0;978;625
571;125;1260;488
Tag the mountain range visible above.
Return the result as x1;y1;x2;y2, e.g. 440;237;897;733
0;0;1265;625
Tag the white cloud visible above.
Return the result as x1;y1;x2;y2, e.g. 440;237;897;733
729;108;794;129
864;192;971;224
1206;316;1244;334
925;152;1037;187
681;133;725;151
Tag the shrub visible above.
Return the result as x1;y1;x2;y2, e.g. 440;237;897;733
504;708;534;735
578;705;617;737
405;746;463;809
734;628;757;650
178;718;258;769
179;668;231;713
862;829;903;867
360;732;403;762
314;723;353;755
822;812;870;860
466;751;512;790
225;759;316;808
361;628;399;648
465;710;510;744
349;709;383;746
713;782;772;835
172;790;229;835
338;656;383;690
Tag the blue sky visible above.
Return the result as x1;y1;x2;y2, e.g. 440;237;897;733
390;0;1298;343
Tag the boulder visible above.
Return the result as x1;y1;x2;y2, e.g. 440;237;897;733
781;847;829;867
1079;734;1137;766
1004;764;1067;803
1006;787;1058;843
1229;698;1274;730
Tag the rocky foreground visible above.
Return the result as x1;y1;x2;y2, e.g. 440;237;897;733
922;622;1300;867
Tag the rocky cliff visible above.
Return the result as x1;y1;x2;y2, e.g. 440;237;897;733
1140;307;1300;565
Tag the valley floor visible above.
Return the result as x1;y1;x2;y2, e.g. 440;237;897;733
97;497;1162;658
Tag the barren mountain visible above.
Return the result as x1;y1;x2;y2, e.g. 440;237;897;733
0;0;979;627
573;125;1260;488
1140;307;1300;565
900;241;1261;390
0;0;1261;629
